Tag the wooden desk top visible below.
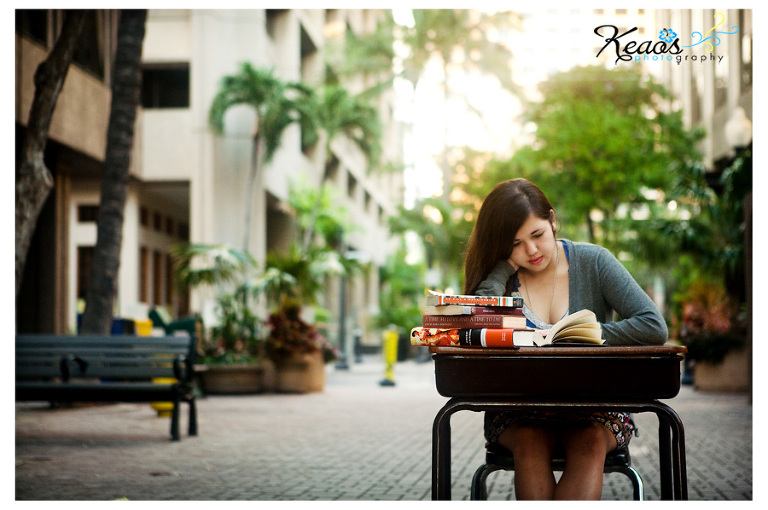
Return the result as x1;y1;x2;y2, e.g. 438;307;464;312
429;345;687;356
429;344;686;399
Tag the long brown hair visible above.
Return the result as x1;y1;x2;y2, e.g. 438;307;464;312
463;179;555;294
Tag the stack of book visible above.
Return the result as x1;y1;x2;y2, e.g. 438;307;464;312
410;291;604;348
410;291;533;348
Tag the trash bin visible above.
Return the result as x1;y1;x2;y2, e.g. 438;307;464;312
134;319;153;336
76;314;136;335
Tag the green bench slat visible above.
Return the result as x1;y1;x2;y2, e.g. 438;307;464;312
15;334;198;440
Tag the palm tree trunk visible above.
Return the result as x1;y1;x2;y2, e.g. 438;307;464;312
80;9;147;334
242;132;264;251
15;10;86;299
301;162;331;253
440;71;451;204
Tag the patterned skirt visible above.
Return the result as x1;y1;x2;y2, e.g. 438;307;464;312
485;410;637;450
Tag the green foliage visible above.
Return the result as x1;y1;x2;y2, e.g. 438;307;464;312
673;276;746;364
325;14;396;90
205;290;263;365
170;242;296;364
374;245;426;331
170;243;256;291
316;85;382;168
208;63;312;163
265;300;339;363
402;9;520;95
266;244;359;306
666;147;751;284
490;65;703;251
683;331;745;364
388;197;473;290
288;178;351;245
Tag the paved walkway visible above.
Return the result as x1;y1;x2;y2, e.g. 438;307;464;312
15;355;752;501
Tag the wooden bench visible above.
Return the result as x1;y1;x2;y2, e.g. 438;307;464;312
16;335;198;441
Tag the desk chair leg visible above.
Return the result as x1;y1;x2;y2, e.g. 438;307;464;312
470;464;499;500
170;399;181;441
612;466;644;500
188;398;198;436
472;464;643;500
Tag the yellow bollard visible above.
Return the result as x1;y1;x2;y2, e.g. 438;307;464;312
379;326;398;386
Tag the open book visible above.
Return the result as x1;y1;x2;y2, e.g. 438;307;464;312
535;309;604;346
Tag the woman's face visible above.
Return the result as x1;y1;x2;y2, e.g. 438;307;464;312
509;212;557;274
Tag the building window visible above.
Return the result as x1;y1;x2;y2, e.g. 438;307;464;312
325;155;340;183
15;9;48;45
165;217;175;236
73;11;104;79
140;207;149;227
178;222;190;240
141;64;190;108
139;246;149;302
77;205;99;222
153;250;163;305
347;172;358;199
153;211;162;231
76;246;94;299
266;9;287;40
165;253;175;305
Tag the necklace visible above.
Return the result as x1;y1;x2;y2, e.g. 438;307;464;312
522;240;560;325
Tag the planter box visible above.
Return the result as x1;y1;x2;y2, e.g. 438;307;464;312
274;351;325;393
694;346;750;392
197;364;265;395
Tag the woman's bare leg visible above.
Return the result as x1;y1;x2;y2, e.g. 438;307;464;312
497;423;558;500
554;424;616;500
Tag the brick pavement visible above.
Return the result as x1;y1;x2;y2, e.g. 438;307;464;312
15;356;752;501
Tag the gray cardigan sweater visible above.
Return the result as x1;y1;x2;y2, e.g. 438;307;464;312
474;239;668;346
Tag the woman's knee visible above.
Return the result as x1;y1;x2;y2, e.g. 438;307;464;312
562;424;615;459
499;423;556;458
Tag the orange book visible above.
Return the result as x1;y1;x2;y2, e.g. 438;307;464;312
410;327;536;347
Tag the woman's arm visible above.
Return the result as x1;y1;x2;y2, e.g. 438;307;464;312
595;248;668;346
473;259;517;296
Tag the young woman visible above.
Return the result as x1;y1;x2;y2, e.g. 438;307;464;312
463;178;668;500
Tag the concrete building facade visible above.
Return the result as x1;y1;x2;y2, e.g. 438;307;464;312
16;9;404;352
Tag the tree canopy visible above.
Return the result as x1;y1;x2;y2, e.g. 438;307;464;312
490;65;703;251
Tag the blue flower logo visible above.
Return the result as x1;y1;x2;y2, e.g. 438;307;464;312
659;28;677;44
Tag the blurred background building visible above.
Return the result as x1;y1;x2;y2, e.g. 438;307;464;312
15;9;752;369
15;9;405;352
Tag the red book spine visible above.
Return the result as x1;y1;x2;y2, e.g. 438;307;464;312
422;314;527;329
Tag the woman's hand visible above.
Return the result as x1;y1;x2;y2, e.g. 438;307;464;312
506;255;519;272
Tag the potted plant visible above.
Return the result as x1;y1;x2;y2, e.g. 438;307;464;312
171;243;295;394
261;243;351;393
195;286;265;394
676;278;747;391
265;298;339;393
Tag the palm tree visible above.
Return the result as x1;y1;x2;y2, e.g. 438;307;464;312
400;9;520;202
80;9;147;334
339;10;520;202
208;63;314;250
300;84;382;251
16;10;86;299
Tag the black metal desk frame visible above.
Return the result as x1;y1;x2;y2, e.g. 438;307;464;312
429;346;688;501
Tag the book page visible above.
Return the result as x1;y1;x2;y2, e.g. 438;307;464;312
545;309;597;341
